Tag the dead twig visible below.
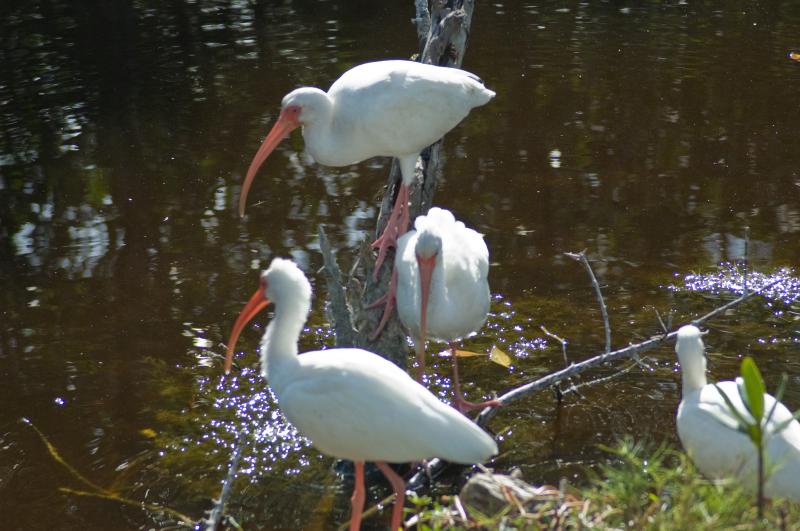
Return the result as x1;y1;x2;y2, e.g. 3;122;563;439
653;307;668;334
565;250;611;353
540;325;569;366
205;429;247;531
557;360;642;399
540;325;578;402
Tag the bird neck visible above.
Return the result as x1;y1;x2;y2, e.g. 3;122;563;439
301;91;335;150
260;300;307;386
681;357;708;395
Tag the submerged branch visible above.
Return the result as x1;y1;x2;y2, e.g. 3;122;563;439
21;417;109;495
22;417;195;526
59;488;194;526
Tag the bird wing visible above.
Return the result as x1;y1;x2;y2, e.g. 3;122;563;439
327;61;494;158
277;349;496;464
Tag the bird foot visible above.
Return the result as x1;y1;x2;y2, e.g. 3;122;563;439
367;269;398;340
371;185;410;281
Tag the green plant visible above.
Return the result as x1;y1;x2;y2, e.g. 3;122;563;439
713;356;800;517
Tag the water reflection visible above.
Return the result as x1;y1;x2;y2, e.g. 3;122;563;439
3;0;800;528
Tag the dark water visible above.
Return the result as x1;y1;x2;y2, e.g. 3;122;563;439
2;1;800;529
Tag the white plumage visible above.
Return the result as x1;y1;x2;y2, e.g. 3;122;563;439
224;257;497;530
394;207;496;411
238;60;495;276
396;208;490;343
675;325;800;499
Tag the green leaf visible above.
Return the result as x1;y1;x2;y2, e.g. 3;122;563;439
713;383;755;438
701;402;746;432
765;373;788;425
741;357;765;422
770;409;800;436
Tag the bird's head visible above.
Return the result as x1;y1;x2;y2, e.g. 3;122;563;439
415;230;443;262
224;258;311;374
238;87;329;218
675;324;708;378
280;87;329;126
261;257;312;306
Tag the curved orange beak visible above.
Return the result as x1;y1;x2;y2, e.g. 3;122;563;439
416;253;437;377
224;286;270;374
238;108;301;217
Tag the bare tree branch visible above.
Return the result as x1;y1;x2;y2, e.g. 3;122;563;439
474;277;784;428
327;0;478;370
407;278;784;491
413;0;432;48
318;225;356;348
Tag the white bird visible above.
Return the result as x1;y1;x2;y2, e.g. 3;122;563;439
675;324;800;499
224;258;498;531
238;60;495;277
372;208;498;412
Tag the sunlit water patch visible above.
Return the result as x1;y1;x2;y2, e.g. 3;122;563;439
669;263;800;349
486;294;550;360
177;324;340;484
208;368;315;477
671;263;800;306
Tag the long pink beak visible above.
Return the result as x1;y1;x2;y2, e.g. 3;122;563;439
224;286;270;374
238;109;300;217
417;254;436;374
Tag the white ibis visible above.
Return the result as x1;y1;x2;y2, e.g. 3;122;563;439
238;60;495;277
224;258;498;530
675;325;800;499
372;207;498;412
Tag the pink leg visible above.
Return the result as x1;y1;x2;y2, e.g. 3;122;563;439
350;461;366;531
371;184;410;281
451;344;502;413
376;461;406;531
367;268;398;340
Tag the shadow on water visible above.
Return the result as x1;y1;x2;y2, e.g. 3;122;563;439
2;0;800;528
